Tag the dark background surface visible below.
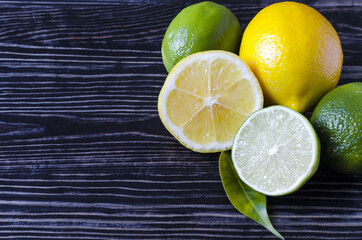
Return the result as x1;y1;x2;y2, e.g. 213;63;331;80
0;0;361;239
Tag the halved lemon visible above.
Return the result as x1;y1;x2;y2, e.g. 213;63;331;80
158;50;263;153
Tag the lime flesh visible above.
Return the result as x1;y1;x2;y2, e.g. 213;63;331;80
232;106;320;196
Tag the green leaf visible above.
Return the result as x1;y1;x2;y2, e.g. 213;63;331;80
219;151;284;240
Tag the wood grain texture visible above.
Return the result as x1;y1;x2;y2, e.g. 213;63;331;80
0;0;361;239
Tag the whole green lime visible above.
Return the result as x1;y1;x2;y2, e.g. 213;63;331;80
161;1;241;72
311;82;362;174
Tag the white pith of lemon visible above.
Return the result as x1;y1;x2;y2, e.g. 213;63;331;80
158;50;263;153
232;105;320;196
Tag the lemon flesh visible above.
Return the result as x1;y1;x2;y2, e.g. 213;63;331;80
232;106;320;196
158;51;263;153
240;2;343;113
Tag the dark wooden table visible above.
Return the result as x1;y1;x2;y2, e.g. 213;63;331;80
0;0;361;239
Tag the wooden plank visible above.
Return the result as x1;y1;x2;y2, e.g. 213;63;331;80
0;0;361;239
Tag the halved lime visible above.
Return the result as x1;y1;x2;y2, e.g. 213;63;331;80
231;105;320;196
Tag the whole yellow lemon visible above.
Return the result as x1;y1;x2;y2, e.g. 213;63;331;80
240;1;343;113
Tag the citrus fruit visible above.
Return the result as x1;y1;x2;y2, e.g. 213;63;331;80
311;82;362;174
232;105;320;196
162;1;241;72
239;1;343;113
158;50;263;153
